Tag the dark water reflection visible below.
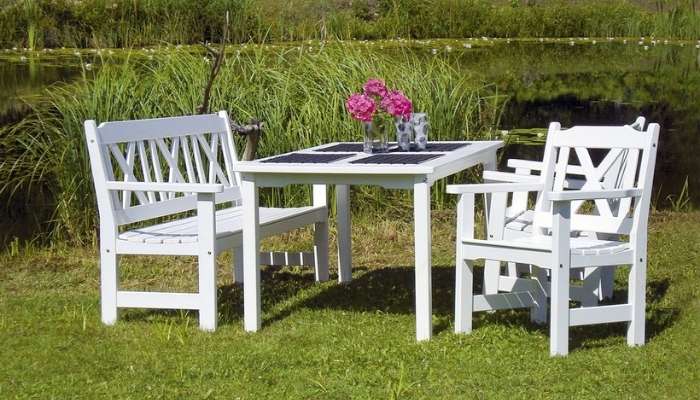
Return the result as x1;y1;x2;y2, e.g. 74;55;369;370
0;42;697;244
465;42;700;206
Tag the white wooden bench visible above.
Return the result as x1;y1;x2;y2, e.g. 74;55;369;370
85;111;329;331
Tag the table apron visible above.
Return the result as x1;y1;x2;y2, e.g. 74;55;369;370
239;151;496;189
241;173;423;189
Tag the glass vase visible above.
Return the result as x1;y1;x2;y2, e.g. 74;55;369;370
362;116;389;154
395;117;413;151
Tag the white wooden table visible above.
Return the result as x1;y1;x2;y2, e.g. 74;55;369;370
233;140;503;341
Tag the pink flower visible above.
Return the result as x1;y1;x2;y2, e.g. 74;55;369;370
381;90;413;119
363;78;388;98
346;93;376;122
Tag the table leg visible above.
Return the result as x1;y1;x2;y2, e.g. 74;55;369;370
242;178;261;332
414;181;432;341
482;151;501;295
336;184;352;283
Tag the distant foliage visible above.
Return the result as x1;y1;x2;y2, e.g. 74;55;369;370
1;0;700;48
0;46;504;243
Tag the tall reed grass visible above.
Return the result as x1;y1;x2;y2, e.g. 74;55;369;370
0;45;504;243
1;0;700;49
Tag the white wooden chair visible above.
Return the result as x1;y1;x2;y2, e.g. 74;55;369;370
448;121;659;356
85;111;329;331
482;117;646;309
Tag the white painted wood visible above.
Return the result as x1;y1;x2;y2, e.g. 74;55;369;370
85;112;329;332
98;113;228;144
313;184;330;282
569;304;631;326
116;291;201;309
550;200;571;356
455;193;475;333
449;120;659;356
232;140;501;341
446;182;543;194
233;246;243;284
259;251;315;266
235;141;503;177
546;188;642;201
242;178;261;332
473;292;537;312
105;181;224;193
580;267;601;307
336;184;352;283
197;193;217;331
414;181;433;341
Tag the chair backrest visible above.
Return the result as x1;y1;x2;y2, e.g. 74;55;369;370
85;111;240;227
532;121;659;236
507;117;646;218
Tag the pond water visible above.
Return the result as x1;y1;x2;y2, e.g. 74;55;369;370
0;41;698;213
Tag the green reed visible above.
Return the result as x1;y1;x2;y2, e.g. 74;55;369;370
2;1;700;49
0;44;504;243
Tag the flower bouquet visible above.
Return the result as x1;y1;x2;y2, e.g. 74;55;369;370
346;79;413;153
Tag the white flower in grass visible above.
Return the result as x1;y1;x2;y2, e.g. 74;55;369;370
431;48;437;54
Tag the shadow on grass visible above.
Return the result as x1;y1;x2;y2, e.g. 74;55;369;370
121;265;679;349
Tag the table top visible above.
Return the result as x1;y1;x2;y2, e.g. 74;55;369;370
234;141;503;176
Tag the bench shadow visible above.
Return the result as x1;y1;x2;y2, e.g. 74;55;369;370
122;265;679;348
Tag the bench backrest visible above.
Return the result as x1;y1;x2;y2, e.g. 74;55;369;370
532;121;659;236
85;111;240;227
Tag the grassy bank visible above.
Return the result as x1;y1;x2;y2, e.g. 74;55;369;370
0;44;503;244
1;211;699;398
2;0;700;48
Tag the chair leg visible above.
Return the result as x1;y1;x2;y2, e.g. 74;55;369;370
313;220;330;282
484;260;500;294
455;258;474;334
198;252;218;331
530;265;548;325
627;258;646;346
232;246;243;284
581;267;601;307
550;262;570;356
100;250;119;325
599;265;615;300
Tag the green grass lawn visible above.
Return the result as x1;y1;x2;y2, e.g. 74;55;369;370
1;211;699;399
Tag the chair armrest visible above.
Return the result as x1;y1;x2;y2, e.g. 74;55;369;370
547;188;642;202
482;170;540;183
105;181;225;193
506;159;543;171
446;183;543;194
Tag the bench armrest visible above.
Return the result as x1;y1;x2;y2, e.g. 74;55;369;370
547;188;642;202
105;181;225;193
446;183;543;195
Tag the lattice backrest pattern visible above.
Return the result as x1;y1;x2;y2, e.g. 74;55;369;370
86;112;240;226
533;123;659;235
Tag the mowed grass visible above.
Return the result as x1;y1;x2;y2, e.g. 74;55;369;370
1;211;699;399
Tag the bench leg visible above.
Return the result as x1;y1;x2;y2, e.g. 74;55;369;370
197;192;217;331
314;220;330;282
100;249;119;325
627;257;646;346
242;179;262;332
